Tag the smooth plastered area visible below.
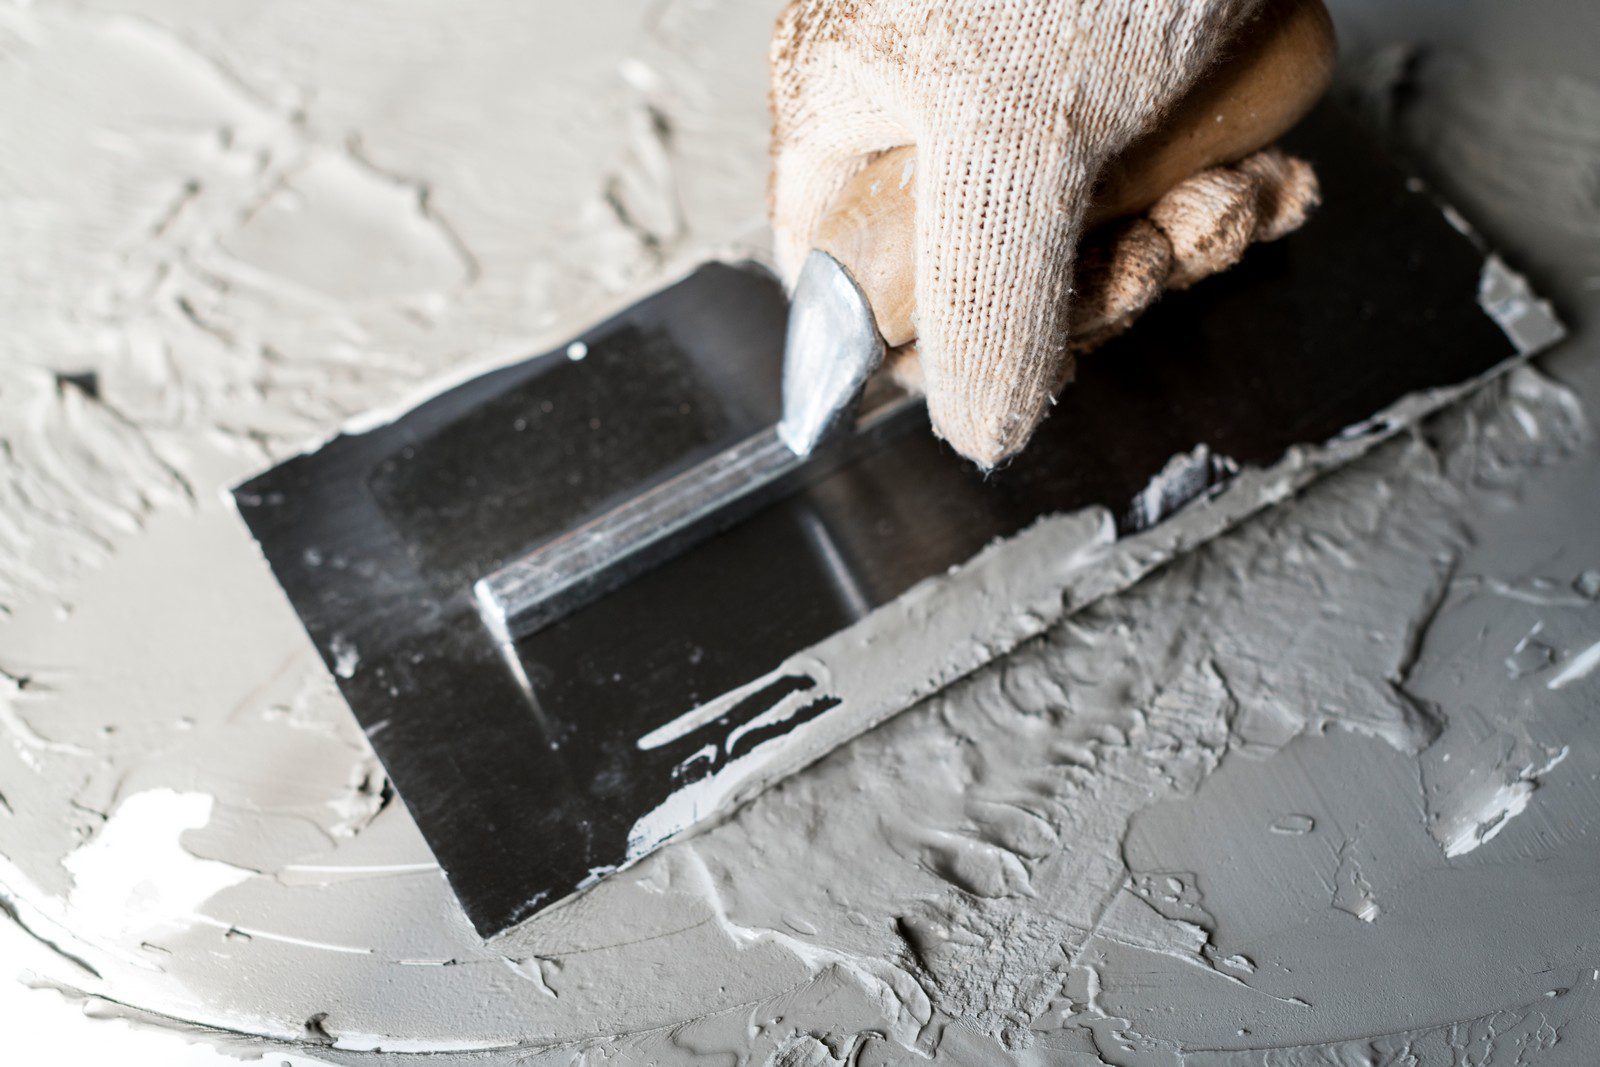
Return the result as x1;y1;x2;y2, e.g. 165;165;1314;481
2;0;1599;1063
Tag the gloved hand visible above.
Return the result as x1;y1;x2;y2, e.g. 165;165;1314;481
770;0;1299;467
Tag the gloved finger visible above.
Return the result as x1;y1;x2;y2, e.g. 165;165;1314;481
1074;147;1319;348
1067;218;1174;352
1148;165;1261;290
1235;147;1320;241
889;218;1172;387
1149;148;1319;290
914;131;1084;468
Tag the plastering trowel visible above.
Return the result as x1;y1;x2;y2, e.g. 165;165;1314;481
232;0;1561;938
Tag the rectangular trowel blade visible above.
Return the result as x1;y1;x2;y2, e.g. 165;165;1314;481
232;105;1561;939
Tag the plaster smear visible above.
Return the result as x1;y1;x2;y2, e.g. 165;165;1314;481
3;0;1600;1064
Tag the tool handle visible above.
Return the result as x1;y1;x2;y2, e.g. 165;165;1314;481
813;0;1337;349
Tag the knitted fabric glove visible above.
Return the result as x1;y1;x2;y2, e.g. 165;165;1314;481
771;0;1264;467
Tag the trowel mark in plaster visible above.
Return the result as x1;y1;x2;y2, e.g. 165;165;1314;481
0;664;91;770
502;956;561;999
224;145;478;304
580;6;776;294
1072;876;1310;1018
1061;965;1574;1064
0;495;467;1038
583;83;689;290
1116;870;1293;993
1404;543;1594;863
1329;839;1380;923
1436;746;1570;859
1505;620;1556;679
1463;574;1600;609
0;374;197;612
106;11;481;305
1547;638;1600;690
678;846;939;1056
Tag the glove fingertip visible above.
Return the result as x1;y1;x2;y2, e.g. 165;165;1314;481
925;354;1064;470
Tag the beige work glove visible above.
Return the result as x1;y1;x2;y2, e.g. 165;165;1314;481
770;0;1306;467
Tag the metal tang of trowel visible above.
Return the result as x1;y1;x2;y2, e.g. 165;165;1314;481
470;250;887;662
775;250;885;458
228;0;1562;939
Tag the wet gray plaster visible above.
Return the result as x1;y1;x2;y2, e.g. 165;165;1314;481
0;0;1597;1063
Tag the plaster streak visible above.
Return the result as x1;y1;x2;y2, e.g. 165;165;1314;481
1547;639;1600;690
62;791;253;956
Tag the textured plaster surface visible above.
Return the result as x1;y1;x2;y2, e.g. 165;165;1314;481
1;0;1598;1063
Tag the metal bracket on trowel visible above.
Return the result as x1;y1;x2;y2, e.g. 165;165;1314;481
474;250;891;653
232;106;1562;939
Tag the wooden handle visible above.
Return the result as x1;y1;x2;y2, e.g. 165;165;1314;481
813;0;1337;349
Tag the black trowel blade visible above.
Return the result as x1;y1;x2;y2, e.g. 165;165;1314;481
233;105;1559;939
